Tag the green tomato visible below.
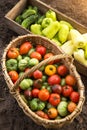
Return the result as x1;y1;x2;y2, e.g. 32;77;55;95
57;101;68;117
28;48;35;56
26;79;33;86
30;99;38;111
29;58;39;66
37;100;46;110
24;56;30;62
6;59;17;71
17;55;22;62
18;59;28;71
19;79;31;90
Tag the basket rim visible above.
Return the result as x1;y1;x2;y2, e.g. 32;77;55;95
1;34;85;127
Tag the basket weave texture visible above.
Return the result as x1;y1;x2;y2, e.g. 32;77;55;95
1;34;85;128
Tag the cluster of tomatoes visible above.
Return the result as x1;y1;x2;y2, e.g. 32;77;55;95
6;41;80;120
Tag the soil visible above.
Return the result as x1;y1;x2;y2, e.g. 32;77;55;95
0;0;87;130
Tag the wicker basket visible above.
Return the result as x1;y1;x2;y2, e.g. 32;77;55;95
1;34;85;128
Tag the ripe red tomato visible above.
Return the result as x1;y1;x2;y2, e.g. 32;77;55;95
57;65;68;76
49;93;60;106
35;110;49;119
70;91;80;103
36;45;46;56
33;70;43;79
65;75;76;86
62;85;73;97
19;42;32;55
7;47;19;59
44;53;54;64
48;74;61;85
30;51;42;61
32;88;40;98
38;88;50;101
8;70;19;83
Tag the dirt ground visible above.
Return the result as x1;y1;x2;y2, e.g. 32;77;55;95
0;0;87;130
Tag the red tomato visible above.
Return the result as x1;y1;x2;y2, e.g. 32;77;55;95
36;45;46;56
8;70;19;83
48;74;61;85
32;88;40;98
62;85;73;97
33;70;43;79
57;65;68;76
30;51;42;60
70;91;80;103
19;42;32;55
65;75;76;86
7;47;19;59
44;53;54;64
35;110;49;119
49;93;60;106
38;89;50;101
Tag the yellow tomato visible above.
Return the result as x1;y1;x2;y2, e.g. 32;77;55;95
45;65;56;76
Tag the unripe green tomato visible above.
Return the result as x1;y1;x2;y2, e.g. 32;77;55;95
30;99;38;111
17;55;22;62
29;58;39;66
28;48;35;56
57;101;68;117
37;101;46;110
19;79;31;90
18;59;28;71
6;59;17;71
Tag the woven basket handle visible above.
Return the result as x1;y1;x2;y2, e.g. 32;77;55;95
10;54;73;93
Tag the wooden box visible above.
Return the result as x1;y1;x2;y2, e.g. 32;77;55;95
4;0;87;76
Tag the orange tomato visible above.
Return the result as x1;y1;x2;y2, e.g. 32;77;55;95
7;47;19;59
48;107;58;119
44;53;54;64
65;75;76;86
8;70;19;83
30;51;42;60
38;88;50;101
68;102;77;113
19;42;32;55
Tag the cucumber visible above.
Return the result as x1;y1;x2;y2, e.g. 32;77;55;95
21;14;38;29
22;9;37;19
